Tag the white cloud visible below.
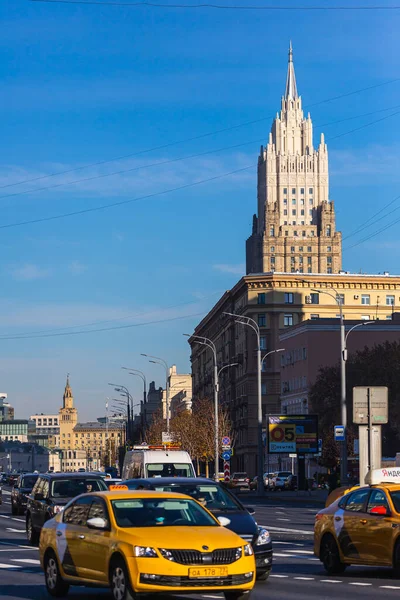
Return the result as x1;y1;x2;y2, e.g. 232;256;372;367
10;264;52;281
68;261;87;276
213;263;245;275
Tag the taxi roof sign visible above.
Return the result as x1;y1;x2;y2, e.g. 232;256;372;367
366;468;400;486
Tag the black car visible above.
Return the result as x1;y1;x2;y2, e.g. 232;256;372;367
26;472;108;545
122;476;273;581
11;473;39;515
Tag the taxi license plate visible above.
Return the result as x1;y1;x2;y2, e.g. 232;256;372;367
188;567;228;578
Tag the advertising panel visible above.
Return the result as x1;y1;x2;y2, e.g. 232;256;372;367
268;415;318;454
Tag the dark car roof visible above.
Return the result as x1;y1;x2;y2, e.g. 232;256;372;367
38;472;106;480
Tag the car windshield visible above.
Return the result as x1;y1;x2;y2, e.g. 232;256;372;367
151;483;241;511
277;472;292;478
51;478;107;498
21;475;38;488
389;491;400;513
145;463;195;478
111;497;218;528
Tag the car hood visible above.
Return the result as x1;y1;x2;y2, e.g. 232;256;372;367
209;510;258;536
120;525;244;550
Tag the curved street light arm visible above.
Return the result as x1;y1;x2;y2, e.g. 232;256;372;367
345;320;374;345
217;363;239;378
261;348;285;366
140;353;168;370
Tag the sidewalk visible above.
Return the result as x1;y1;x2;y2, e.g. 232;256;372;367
234;488;328;506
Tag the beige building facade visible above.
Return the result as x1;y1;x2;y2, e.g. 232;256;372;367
164;365;193;419
190;273;400;476
246;44;341;276
59;376;78;450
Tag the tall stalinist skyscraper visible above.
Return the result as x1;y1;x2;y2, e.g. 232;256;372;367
246;44;342;275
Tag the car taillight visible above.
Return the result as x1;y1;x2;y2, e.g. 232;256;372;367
233;479;238;483
245;478;250;483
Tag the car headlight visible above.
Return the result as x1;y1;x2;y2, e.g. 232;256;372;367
244;543;254;556
255;527;271;546
134;546;158;558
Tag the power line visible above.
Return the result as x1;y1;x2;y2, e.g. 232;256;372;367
0;311;205;341
0;290;222;339
344;212;400;251
342;194;400;242
28;1;400;10
2;104;400;206
2;79;399;192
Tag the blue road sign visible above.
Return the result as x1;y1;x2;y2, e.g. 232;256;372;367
334;425;345;442
222;450;232;461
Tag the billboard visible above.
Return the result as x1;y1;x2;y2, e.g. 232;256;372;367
267;415;318;454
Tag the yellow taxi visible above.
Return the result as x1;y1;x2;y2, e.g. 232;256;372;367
314;468;400;576
39;489;255;600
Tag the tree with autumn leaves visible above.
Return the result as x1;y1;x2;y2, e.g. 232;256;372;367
145;398;235;475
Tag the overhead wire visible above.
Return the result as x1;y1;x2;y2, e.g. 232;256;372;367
2;79;400;192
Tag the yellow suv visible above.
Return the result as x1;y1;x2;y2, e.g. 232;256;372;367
39;490;255;600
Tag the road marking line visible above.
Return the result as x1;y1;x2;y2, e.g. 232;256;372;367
260;524;313;535
273;553;293;557
286;550;314;555
320;580;342;583
273;541;305;547
12;559;41;565
0;515;11;519
6;528;25;533
269;574;289;578
277;518;291;522
0;563;21;569
380;586;400;589
0;548;36;552
12;518;25;522
294;577;315;580
349;583;372;586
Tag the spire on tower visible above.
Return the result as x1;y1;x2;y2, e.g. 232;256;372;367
284;41;299;100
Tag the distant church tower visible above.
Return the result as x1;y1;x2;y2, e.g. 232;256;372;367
246;43;342;275
59;375;78;450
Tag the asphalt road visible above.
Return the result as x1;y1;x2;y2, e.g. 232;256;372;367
1;488;400;600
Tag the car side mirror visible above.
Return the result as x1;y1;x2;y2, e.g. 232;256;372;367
87;517;108;530
370;505;390;516
218;516;231;527
246;507;255;515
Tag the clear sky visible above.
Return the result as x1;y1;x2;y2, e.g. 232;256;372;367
0;0;399;421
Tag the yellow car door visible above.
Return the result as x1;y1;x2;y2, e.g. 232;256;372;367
76;496;111;583
357;489;395;565
58;496;93;578
340;487;371;561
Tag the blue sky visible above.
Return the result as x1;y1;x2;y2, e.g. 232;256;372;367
0;0;399;420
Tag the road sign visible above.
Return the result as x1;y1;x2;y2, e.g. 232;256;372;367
268;415;319;454
224;460;230;482
162;432;173;443
353;387;388;424
222;436;231;446
334;425;345;442
289;453;297;458
222;450;232;461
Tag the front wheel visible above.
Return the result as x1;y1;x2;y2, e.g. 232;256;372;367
256;570;270;581
320;535;347;575
224;592;251;600
44;552;70;597
11;502;17;515
110;558;135;600
26;515;40;546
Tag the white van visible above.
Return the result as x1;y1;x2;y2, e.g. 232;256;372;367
122;445;196;480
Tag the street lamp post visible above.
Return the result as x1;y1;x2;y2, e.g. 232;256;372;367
122;367;147;428
223;311;284;496
185;333;237;483
141;354;170;434
108;383;133;444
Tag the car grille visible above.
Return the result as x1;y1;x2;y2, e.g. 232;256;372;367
162;548;238;565
139;574;251;587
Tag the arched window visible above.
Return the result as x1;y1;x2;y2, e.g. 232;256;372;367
326;225;331;237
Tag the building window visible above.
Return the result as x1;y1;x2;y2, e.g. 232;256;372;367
310;314;319;320
361;294;370;305
300;199;304;205
258;314;266;327
311;230;315;236
309;198;313;205
284;221;287;225
309;209;313;216
283;188;287;194
386;295;395;306
309;187;313;194
285;230;289;236
301;188;304;194
308;267;312;273
270;246;275;252
327;246;332;252
301;209;305;216
294;230;298;237
284;209;288;215
292;198;296;205
283;198;287;205
361;315;370;320
310;293;319;304
327;267;332;274
292;209;296;216
257;293;266;305
327;256;332;264
386;314;393;320
261;383;267;395
284;314;293;327
292;188;296;194
291;246;295;252
307;256;312;264
271;256;275;266
326;225;331;236
302;230;306;237
291;256;295;264
270;226;275;236
260;336;267;350
285;292;294;304
299;256;303;264
299;246;303;252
